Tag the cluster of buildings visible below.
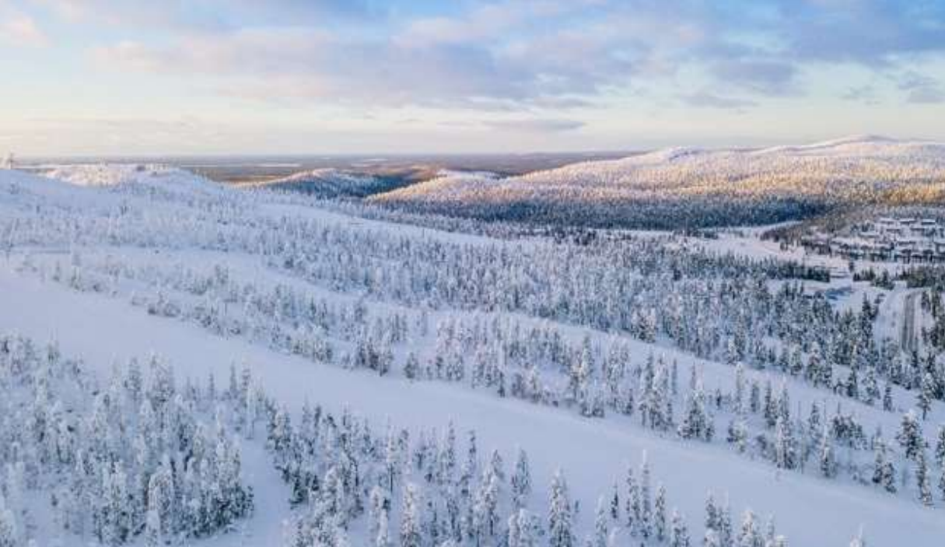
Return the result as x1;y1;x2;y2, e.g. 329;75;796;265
800;217;945;263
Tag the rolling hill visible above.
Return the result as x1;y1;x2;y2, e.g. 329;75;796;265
371;136;945;229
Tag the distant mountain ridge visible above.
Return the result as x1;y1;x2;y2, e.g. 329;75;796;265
370;136;945;229
242;168;416;199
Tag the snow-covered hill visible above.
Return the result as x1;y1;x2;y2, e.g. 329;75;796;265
244;168;404;199
1;164;944;547
372;137;945;229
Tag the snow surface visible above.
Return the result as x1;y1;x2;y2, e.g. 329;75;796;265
1;164;944;546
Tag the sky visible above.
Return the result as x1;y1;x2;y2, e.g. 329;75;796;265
1;0;945;156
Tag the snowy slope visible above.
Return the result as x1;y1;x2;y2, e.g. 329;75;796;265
1;165;944;547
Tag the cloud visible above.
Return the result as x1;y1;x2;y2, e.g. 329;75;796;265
679;91;757;110
841;85;880;104
32;0;372;29
906;86;945;104
897;71;945;104
777;0;945;64
0;8;48;47
709;60;798;95
482;118;585;133
50;0;945;111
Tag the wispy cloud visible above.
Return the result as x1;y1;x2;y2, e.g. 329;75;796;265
679;91;757;110
6;0;945;155
482;118;585;133
897;71;945;104
70;0;945;111
0;5;48;47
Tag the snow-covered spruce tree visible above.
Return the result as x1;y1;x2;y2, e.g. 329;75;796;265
400;483;423;547
871;440;897;494
624;464;638;534
511;448;532;509
508;509;541;547
654;484;668;541
736;509;760;547
916;450;934;506
897;410;925;461
589;496;609;547
935;424;945;468
669;508;690;547
548;470;575;547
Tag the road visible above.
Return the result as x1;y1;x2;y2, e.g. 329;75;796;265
901;291;919;353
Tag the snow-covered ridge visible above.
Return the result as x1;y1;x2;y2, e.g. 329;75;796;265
42;163;188;187
245;167;403;198
372;136;945;228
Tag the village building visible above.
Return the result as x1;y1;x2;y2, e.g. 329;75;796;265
800;217;945;263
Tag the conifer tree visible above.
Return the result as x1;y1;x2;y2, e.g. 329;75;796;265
400;483;422;547
669;508;690;547
654;484;668;541
376;509;391;547
511;449;532;509
916;451;933;506
897;411;924;460
591;497;609;547
934;425;945;468
820;427;837;479
871;441;896;493
548;470;574;547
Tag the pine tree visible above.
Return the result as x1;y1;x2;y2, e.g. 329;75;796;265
774;417;796;470
882;383;894;412
734;363;745;414
917;374;934;420
509;509;540;547
508;508;522;547
736;510;759;547
511;449;532;509
639;455;652;539
871;441;896;493
609;481;619;521
400;483;422;547
404;352;420;381
679;376;711;441
369;486;388;543
654;484;668;541
473;467;499;540
376;509;391;547
819;428;836;479
916;451;933;506
938;459;945;503
591;497;609;547
624;464;638;534
897;411;924;460
704;492;719;536
669;508;690;547
438;423;457;485
489;448;506;484
934;425;945;468
548;470;574;547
